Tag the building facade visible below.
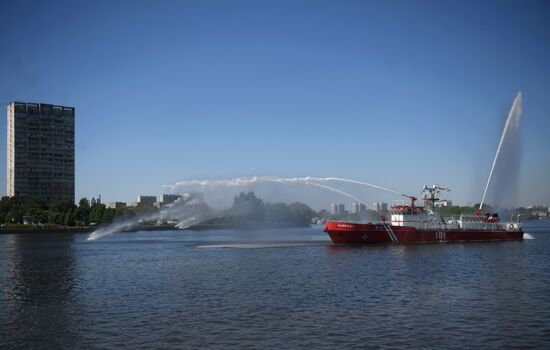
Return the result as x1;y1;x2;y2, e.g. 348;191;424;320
338;203;345;215
372;202;388;212
159;194;182;206
7;102;75;202
108;202;127;209
351;202;368;214
434;200;452;208
137;195;157;207
330;203;338;216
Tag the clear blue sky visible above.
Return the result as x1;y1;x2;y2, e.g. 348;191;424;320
1;0;549;207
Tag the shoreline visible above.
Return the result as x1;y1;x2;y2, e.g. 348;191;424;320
0;223;312;235
0;227;96;235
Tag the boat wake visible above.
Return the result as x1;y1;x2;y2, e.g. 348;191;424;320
196;242;327;249
523;233;535;240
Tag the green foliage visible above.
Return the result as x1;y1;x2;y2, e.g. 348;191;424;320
288;202;316;226
265;202;292;224
439;205;477;216
89;203;107;225
216;192;315;227
230;191;266;223
0;196;142;228
516;207;538;220
0;196;23;224
76;197;91;225
51;197;75;213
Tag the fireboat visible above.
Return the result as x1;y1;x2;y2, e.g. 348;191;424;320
324;185;524;244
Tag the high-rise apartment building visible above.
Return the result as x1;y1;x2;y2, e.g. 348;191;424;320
159;194;182;206
7;102;75;202
372;202;388;212
137;195;157;207
351;202;368;214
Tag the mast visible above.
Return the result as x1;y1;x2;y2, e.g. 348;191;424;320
422;185;450;212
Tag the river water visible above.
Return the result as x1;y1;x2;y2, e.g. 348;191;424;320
1;221;549;349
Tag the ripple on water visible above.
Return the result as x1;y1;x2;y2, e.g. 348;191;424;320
1;224;550;348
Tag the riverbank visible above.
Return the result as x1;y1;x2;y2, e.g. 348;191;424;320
0;222;312;235
0;227;96;235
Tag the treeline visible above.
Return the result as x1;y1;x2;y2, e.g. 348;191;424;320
204;191;317;227
439;205;480;216
0;196;139;228
0;192;317;229
438;204;543;221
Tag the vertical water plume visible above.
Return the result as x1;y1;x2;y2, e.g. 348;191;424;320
479;92;523;210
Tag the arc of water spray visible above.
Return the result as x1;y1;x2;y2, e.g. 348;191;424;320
89;175;407;241
166;176;405;204
265;177;369;205
303;177;405;197
88;176;372;241
166;176;373;204
479;92;522;211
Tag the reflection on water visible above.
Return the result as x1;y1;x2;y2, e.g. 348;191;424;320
0;233;80;348
0;222;549;348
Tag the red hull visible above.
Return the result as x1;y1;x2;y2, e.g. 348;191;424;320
324;221;524;244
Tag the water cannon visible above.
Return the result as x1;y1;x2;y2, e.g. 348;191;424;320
399;193;418;207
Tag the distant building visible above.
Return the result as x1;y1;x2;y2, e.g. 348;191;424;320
159;194;182;206
330;203;338;216
372;202;388;212
434;200;452;208
351;202;367;214
330;203;346;216
126;202;139;208
7;102;75;202
108;202;126;209
338;203;345;215
137;196;156;207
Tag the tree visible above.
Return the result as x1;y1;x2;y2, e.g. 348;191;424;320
89;203;106;225
64;209;76;226
76;198;91;225
288;202;316;226
51;197;76;213
48;211;61;225
265;202;293;224
24;196;49;224
101;208;116;224
230;191;266;223
0;196;22;224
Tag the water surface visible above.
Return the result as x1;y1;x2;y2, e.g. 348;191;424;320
1;222;549;348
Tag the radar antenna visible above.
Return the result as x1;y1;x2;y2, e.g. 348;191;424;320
422;185;450;207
